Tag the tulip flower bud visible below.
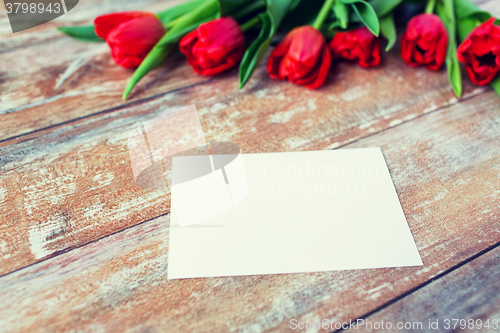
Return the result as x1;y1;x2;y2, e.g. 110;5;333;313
401;13;448;71
329;27;381;68
179;17;245;76
457;17;500;86
94;11;165;68
267;26;331;89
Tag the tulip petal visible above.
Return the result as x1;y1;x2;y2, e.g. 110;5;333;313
271;29;297;58
330;27;380;68
110;46;143;68
305;45;332;89
179;17;245;76
267;53;283;79
458;17;500;85
179;31;200;63
107;16;164;56
401;14;447;70
267;26;331;88
95;11;156;39
199;48;244;76
287;26;324;68
292;44;330;88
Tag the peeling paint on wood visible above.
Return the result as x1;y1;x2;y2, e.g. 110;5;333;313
0;0;500;331
0;91;499;333
355;246;500;333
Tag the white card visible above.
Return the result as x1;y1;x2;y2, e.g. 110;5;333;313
168;147;422;279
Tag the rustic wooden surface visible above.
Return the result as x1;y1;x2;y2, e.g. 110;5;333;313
355;244;500;333
1;0;499;332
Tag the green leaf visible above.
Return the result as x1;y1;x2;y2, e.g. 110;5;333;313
454;0;490;21
156;0;205;24
238;0;295;89
231;0;266;21
281;0;323;30
267;0;296;28
454;0;495;41
239;13;272;88
402;0;425;3
218;0;254;16
442;0;455;22
328;20;342;30
57;26;103;42
380;13;396;51
288;0;303;12
350;2;379;36
369;0;403;18
457;16;479;41
123;0;220;100
333;1;349;29
340;0;379;36
490;75;500;98
436;0;462;97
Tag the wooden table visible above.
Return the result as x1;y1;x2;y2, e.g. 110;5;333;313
1;0;500;332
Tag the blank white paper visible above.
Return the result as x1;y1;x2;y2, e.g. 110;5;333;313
168;147;422;279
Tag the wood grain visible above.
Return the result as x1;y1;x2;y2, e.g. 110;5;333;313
1;0;500;330
0;0;497;141
0;29;210;141
0;0;205;142
351;245;500;333
0;49;490;276
1;90;499;332
0;0;184;51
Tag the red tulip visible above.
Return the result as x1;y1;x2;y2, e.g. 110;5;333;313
329;27;381;68
267;26;331;89
401;13;448;71
179;17;245;76
94;11;165;68
457;17;500;86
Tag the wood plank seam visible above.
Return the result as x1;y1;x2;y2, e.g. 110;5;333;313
328;87;489;149
0;61;271;144
0;36;66;55
1;59;265;118
0;82;492;276
0;87;490;275
1;89;498;332
2;66;215;115
0;211;171;280
0;67;486;149
332;236;500;333
0;78;216;144
0;89;491;277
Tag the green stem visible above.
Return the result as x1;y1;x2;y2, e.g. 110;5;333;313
156;0;205;26
176;0;219;27
162;16;183;29
240;16;261;32
491;75;500;98
313;0;336;30
425;0;437;14
161;0;217;29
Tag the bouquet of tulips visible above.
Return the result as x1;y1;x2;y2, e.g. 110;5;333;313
59;0;500;100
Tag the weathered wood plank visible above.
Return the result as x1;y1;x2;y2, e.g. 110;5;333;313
0;0;209;142
0;90;499;332
0;47;490;276
0;0;184;51
0;0;497;141
350;245;500;333
0;35;211;140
